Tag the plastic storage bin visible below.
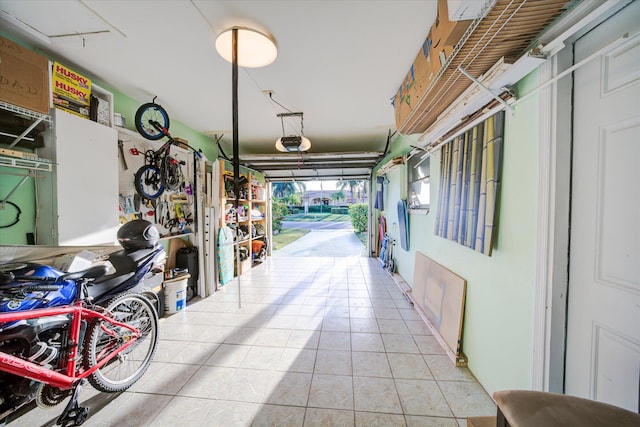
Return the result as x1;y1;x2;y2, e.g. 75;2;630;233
163;274;190;314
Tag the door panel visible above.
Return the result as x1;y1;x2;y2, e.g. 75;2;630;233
566;1;640;412
596;117;640;291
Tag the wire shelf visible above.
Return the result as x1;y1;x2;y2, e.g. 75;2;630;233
0;101;52;124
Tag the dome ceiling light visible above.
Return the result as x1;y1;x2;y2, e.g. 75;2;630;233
215;27;277;68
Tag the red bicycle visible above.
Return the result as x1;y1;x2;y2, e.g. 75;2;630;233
0;265;158;426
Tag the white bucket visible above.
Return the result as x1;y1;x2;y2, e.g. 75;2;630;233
164;274;189;315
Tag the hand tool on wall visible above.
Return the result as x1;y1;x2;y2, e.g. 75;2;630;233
118;140;128;170
124;195;135;215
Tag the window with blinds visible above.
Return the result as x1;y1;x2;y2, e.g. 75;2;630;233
407;154;431;211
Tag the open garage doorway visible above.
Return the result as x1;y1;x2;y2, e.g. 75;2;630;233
238;151;383;259
270;179;370;258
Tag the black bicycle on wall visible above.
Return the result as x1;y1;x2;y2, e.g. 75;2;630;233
133;100;202;200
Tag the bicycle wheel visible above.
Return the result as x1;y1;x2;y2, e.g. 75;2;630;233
83;293;158;393
161;156;183;192
135;103;170;141
134;164;164;199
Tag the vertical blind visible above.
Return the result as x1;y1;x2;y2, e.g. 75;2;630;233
434;111;504;255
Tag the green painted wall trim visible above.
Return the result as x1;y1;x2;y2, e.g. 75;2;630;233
0;171;36;245
379;70;542;395
106;88;218;161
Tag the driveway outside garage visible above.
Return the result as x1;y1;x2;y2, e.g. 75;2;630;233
280;221;354;230
275;221;366;257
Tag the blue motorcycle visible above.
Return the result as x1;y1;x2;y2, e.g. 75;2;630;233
0;220;166;423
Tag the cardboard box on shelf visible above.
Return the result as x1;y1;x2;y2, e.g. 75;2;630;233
393;0;473;129
430;0;471;77
393;31;436;128
448;0;485;21
412;31;436;90
0;36;50;114
430;43;455;77
431;0;472;47
393;82;412;129
94;96;110;126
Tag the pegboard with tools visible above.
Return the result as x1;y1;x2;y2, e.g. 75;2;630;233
117;128;196;237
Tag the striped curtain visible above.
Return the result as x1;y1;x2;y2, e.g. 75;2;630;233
434;111;504;255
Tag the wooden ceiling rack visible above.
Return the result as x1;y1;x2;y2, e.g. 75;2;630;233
398;0;572;135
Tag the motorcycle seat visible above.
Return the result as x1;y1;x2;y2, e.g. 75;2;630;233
86;247;163;303
92;252;136;284
122;248;158;264
88;252;137;298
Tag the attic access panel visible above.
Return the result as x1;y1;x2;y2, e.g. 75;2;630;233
239;151;383;182
0;1;123;43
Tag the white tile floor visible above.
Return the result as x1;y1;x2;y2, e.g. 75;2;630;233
13;256;496;427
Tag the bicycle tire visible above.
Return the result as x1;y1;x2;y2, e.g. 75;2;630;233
135;103;170;141
134;164;164;200
83;293;158;393
141;290;162;317
161;155;183;192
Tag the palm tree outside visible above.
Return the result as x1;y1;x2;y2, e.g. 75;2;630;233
331;190;346;204
272;181;306;198
337;180;367;203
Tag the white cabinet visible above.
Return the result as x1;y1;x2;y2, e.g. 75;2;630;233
36;109;119;245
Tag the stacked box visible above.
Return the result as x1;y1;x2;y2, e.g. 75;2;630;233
0;36;50;114
96;97;110;126
393;0;473;129
430;0;471;75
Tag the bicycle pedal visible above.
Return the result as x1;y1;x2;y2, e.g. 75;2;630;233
58;406;89;427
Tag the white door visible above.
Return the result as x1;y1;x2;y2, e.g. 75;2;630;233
565;1;640;412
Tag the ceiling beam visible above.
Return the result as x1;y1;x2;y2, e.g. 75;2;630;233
248;163;377;171
241;159;378;166
239;151;383;161
264;172;371;181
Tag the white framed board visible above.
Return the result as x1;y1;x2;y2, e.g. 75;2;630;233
410;251;467;366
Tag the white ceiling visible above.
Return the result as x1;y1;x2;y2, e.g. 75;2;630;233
0;0;439;157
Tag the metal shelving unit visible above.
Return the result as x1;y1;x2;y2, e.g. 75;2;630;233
0;100;52;148
0;102;54;207
0;154;53;172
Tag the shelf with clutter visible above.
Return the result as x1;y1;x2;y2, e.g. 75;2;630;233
216;159;270;284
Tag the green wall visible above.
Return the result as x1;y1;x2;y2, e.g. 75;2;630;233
376;71;541;395
0;169;36;245
0;35;217;245
102;84;218;161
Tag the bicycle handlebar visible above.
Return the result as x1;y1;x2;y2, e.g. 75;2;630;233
145;115;203;159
